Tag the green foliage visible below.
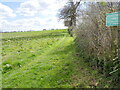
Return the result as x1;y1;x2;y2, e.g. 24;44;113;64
100;2;107;6
2;30;74;88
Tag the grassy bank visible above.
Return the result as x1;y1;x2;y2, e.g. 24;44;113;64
2;30;109;88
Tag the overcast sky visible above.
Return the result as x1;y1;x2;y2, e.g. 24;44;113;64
0;0;69;32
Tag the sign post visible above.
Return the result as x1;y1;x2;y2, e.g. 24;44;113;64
106;12;120;58
106;12;120;85
106;12;120;80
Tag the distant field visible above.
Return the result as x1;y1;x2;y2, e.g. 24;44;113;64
1;30;67;39
2;29;107;88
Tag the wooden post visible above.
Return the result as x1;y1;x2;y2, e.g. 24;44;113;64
118;2;120;63
117;4;120;86
118;27;120;61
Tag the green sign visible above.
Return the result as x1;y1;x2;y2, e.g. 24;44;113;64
106;12;120;26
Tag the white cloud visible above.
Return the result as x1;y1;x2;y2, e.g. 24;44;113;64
1;17;66;32
17;0;49;16
0;3;16;19
17;0;67;16
0;0;68;32
1;17;42;32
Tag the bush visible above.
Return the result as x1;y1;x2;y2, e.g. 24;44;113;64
74;2;119;87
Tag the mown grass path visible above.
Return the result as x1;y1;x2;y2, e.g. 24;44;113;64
2;30;106;88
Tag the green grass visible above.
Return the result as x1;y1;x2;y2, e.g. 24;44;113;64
2;29;109;88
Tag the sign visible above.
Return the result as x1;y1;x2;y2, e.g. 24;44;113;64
64;20;71;27
106;12;120;26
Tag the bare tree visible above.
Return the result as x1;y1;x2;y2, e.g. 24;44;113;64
58;0;81;36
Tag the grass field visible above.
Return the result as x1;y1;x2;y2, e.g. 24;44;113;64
2;30;108;88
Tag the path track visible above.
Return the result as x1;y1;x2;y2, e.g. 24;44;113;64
2;30;106;88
